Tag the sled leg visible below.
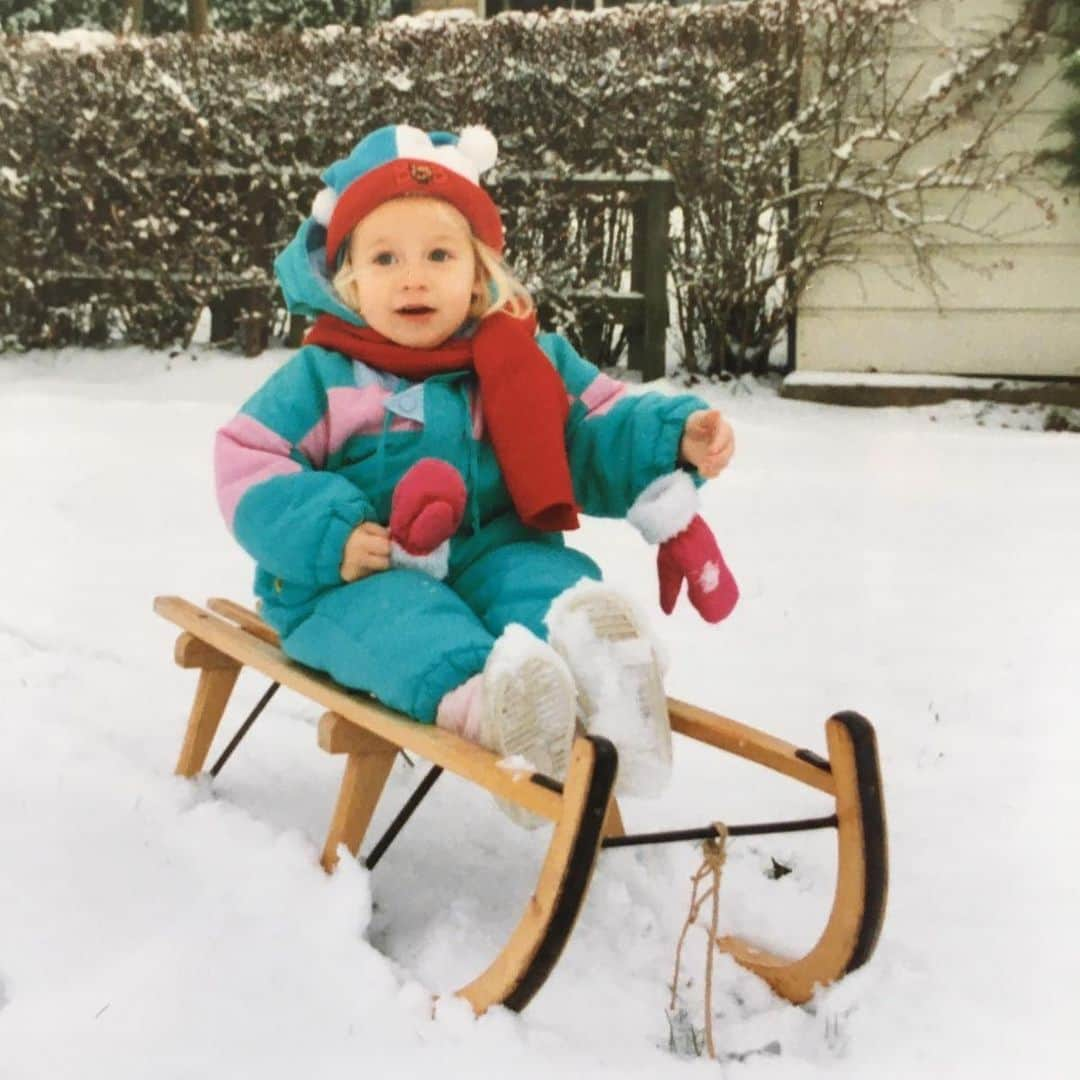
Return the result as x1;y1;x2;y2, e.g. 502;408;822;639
714;711;888;1002
456;735;617;1014
172;632;242;778
318;712;398;873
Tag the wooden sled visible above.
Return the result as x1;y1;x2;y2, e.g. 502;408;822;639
154;594;888;1013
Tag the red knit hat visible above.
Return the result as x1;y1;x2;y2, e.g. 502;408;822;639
310;125;505;267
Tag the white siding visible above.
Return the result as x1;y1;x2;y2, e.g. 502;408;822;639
798;0;1080;378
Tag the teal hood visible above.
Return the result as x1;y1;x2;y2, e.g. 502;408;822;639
274;218;364;326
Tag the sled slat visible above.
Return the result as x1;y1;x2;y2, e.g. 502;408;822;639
207;597;279;645
668;698;836;795
155;596;564;822
191;603;835;796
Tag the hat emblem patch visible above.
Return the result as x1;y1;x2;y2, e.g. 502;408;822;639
409;163;434;184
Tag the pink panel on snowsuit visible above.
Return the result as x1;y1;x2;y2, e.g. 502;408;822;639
215;414;301;531
580;372;627;418
298;384;421;467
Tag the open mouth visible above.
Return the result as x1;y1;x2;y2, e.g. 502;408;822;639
396;305;436;317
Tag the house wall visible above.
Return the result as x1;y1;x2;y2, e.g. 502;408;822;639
797;0;1080;378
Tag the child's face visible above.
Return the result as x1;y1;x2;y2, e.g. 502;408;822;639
346;197;478;349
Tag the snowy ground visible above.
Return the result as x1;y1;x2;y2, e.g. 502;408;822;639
1;345;1078;1079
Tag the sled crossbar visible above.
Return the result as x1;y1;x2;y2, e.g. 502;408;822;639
364;764;443;870
602;814;840;849
367;779;838;869
155;594;888;1013
209;680;280;778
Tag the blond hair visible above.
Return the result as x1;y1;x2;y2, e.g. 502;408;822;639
331;223;534;325
470;238;535;321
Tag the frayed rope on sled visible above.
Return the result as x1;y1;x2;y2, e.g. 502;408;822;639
668;823;729;1061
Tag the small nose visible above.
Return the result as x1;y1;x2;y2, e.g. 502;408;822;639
399;260;429;289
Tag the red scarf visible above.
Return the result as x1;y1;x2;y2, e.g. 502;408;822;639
304;311;580;532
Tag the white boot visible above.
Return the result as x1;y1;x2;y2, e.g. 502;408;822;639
546;581;672;798
479;625;577;828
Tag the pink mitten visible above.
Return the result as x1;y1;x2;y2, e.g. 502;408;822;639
657;515;739;623
389;458;466;578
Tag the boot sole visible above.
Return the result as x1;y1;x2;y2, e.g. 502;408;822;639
483;650;576;829
551;588;672;797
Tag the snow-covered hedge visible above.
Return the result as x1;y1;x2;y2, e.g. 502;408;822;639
0;6;794;360
0;0;389;34
0;5;1048;370
0;0;119;34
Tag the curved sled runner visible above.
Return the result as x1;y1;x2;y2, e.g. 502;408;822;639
155;594;887;1012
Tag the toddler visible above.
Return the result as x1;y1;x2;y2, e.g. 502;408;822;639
215;125;737;822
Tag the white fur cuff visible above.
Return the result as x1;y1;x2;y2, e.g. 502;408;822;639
626;472;699;545
391;538;450;580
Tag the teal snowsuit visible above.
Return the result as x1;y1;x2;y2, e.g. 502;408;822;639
214;219;707;723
